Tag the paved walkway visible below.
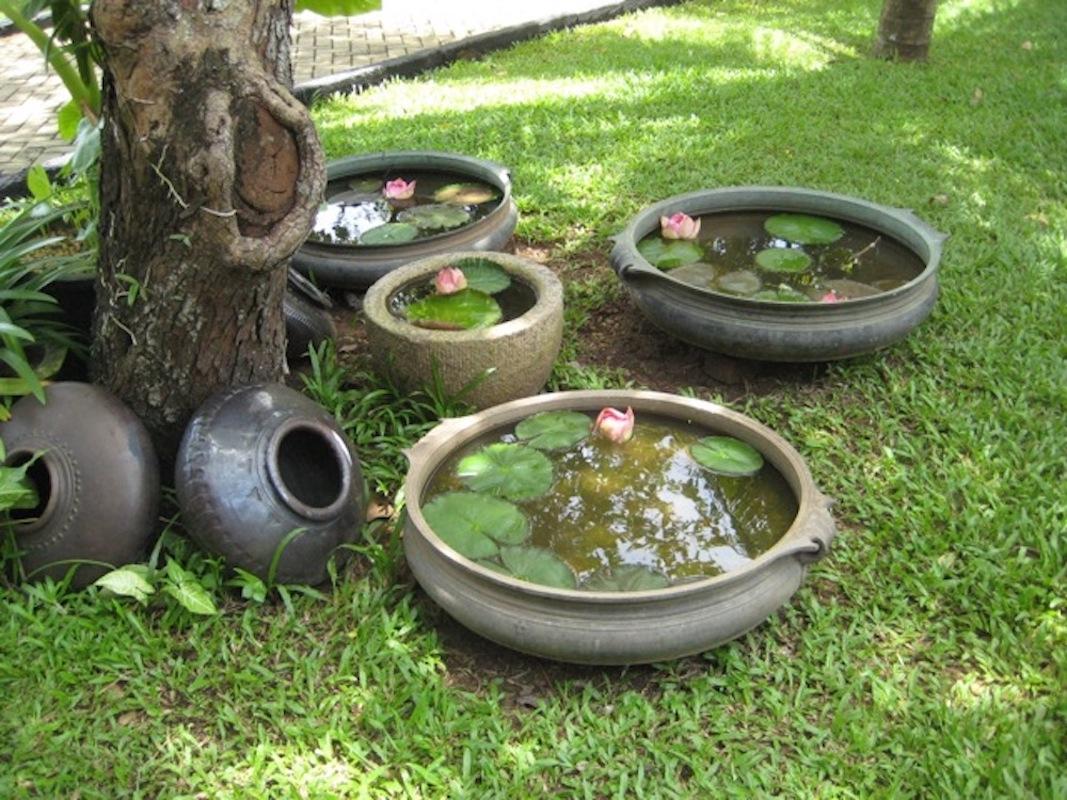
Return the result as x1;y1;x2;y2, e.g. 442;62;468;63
0;1;655;177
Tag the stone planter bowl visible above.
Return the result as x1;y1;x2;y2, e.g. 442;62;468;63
293;151;519;289
363;251;563;409
403;389;836;665
611;186;948;362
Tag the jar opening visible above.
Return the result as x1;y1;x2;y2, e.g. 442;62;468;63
5;451;55;530
268;422;351;520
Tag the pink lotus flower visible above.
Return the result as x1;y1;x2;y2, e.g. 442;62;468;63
383;178;416;200
434;266;467;295
660;212;701;240
819;291;841;303
594;406;635;443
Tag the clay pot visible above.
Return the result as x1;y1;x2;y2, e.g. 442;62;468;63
363;251;563;409
611;186;947;361
175;384;363;585
0;382;160;588
403;389;836;665
292;151;519;289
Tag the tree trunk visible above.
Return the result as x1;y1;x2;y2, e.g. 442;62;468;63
89;0;324;465
873;0;939;61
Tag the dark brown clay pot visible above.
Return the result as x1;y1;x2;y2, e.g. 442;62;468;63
175;384;363;585
0;382;160;588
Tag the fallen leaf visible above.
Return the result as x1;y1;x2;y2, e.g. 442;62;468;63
1026;212;1049;227
1021;40;1033;50
929;194;950;206
970;87;984;106
365;497;394;521
117;711;142;726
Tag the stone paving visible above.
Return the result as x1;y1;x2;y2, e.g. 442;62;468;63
0;1;634;176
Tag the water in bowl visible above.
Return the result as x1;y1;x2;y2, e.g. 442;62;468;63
424;414;798;590
308;170;501;246
639;210;925;301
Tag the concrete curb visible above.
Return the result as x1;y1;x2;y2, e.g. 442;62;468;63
295;0;681;104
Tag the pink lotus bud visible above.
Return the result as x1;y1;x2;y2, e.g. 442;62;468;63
434;266;467;295
819;291;841;303
383;178;416;200
660;212;701;240
594;406;635;443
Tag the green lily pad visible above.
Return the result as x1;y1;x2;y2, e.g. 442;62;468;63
823;278;881;299
515;411;591;451
397;203;471;231
667;261;718;289
637;237;704;269
476;559;513;576
422;492;529;560
751;285;810;303
754;247;812;273
347;178;382;193
715;269;762;296
405;289;502;330
499;546;577;590
457;443;554;501
690;436;765;477
453;258;511;295
583;565;670;592
434;183;499;205
360;222;419;245
764;213;844;245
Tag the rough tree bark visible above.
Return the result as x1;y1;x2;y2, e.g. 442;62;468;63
873;0;939;61
89;0;324;464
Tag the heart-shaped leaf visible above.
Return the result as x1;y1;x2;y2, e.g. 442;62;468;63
453;258;512;294
754;247;812;273
500;546;577;589
515;411;591;451
422;491;530;559
583;565;670;592
457;443;554;501
433;183;499;204
715;270;762;296
93;566;156;604
822;278;881;299
637;237;704;269
690;436;765;477
764;213;844;245
347;177;382;193
360;222;419;245
666;261;718;289
397;203;471;231
751;285;810;303
405;289;502;330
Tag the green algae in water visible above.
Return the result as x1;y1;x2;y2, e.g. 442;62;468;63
425;415;798;589
637;210;924;301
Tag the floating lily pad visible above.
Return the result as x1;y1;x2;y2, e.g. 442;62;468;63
667;262;718;289
405;289;502;330
715;269;762;296
457;443;554;501
476;559;512;576
500;546;577;590
690;436;765;477
347;177;382;193
453;257;511;295
583;565;670;592
515;411;591;451
397;203;471;231
823;278;881;299
752;285;810;303
434;183;499;205
764;213;844;245
360;222;419;246
754;247;812;273
422;492;529;560
637;237;704;269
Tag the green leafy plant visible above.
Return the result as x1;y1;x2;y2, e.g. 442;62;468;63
0;199;92;403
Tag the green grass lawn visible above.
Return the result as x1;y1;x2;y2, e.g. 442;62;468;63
3;0;1065;796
